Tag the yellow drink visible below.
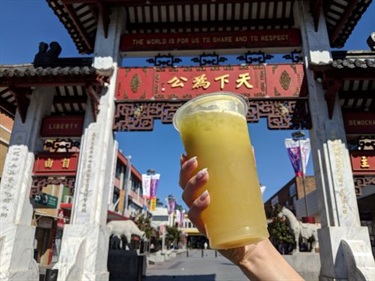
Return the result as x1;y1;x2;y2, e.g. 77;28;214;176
174;93;268;249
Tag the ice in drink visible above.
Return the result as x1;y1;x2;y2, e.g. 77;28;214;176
173;92;268;249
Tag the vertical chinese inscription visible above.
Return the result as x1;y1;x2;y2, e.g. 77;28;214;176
82;131;95;214
0;146;22;221
332;140;348;214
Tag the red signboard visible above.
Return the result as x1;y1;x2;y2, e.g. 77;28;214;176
116;64;305;101
350;151;375;175
342;112;375;134
33;152;79;176
121;29;301;52
40;116;84;137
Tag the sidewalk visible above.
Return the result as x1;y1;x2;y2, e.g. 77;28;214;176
144;249;248;281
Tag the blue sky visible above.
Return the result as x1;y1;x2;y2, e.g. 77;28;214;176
0;1;373;209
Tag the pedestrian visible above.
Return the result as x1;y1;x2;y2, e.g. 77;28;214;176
179;155;304;281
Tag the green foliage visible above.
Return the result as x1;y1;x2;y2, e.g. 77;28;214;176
165;225;182;247
135;213;155;239
267;204;295;247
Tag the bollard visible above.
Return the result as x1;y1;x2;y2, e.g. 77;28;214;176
137;255;143;281
186;249;189;257
215;250;217;258
201;248;204;257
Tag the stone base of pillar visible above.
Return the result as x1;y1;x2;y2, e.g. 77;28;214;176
318;226;375;281
54;224;110;281
0;224;39;281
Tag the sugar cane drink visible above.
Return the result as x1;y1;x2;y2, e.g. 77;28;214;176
173;92;268;249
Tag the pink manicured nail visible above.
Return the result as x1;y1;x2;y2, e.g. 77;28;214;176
196;168;208;180
199;190;209;201
185;156;197;167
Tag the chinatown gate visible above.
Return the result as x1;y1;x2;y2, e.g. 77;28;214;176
0;1;374;281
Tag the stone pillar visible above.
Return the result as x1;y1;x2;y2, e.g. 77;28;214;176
0;87;55;281
295;2;375;281
54;8;125;281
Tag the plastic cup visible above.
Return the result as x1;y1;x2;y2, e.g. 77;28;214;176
173;92;269;249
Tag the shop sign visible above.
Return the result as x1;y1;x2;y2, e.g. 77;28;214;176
35;192;58;208
33;152;79;176
121;29;301;52
350;151;375;175
342;112;375;134
116;64;305;101
40;115;84;137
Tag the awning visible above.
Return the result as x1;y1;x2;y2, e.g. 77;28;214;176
60;203;129;221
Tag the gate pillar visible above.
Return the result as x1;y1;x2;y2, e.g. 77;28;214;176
296;2;375;280
54;8;125;281
0;87;55;281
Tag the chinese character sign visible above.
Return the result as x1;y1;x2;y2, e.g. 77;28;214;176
33;152;79;176
350;151;375;175
116;64;305;101
285;138;311;177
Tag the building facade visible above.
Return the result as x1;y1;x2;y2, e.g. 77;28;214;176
0;113;13;180
265;175;319;221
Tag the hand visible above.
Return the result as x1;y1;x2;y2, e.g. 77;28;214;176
179;155;257;265
179;155;304;281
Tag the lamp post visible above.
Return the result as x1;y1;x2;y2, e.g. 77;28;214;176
291;131;309;218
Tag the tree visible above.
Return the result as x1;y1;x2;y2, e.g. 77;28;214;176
165;225;182;249
267;204;295;254
135;213;154;239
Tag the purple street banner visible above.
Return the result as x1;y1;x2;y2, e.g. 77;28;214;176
179;209;185;227
146;174;160;211
166;196;176;215
150;174;160;198
284;138;311;177
175;209;181;226
142;174;151;199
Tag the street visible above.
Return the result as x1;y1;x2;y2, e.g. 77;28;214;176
144;249;248;281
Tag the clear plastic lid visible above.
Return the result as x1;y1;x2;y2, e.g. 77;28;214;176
173;91;248;131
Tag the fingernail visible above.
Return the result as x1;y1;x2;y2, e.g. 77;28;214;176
196;168;208;180
199;190;209;201
185;156;197;167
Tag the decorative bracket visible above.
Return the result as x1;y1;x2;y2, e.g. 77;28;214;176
324;79;342;119
11;87;32;123
310;0;322;32
191;53;227;66
237;51;274;64
283;50;303;63
146;54;182;67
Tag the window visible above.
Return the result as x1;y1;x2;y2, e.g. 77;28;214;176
289;183;296;197
271;196;279;206
115;163;122;179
